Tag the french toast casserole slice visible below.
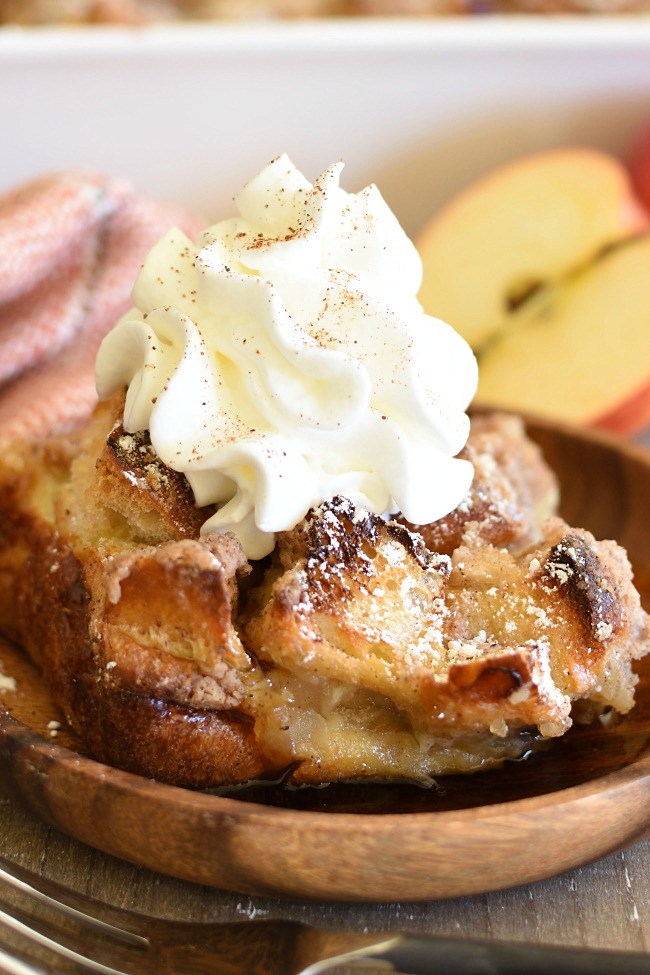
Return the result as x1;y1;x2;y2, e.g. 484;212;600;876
0;392;648;789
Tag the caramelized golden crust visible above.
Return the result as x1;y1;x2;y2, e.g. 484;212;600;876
246;501;649;782
55;395;214;550
0;397;648;789
398;412;559;556
3;520;269;788
100;423;212;541
89;534;252;709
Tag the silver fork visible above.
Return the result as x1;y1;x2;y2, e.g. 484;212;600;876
1;857;650;975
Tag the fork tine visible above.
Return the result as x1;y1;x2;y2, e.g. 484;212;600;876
0;859;307;975
0;862;146;949
0;907;131;975
0;860;147;975
0;946;45;975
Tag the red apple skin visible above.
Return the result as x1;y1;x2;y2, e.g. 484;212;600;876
590;381;650;438
628;122;650;216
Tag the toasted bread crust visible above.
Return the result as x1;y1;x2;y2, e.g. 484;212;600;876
398;411;559;556
2;516;270;787
0;397;648;788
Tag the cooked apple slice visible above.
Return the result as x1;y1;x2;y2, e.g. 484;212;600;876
417;148;648;350
474;235;650;434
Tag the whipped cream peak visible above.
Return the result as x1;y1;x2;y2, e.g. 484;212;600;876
96;155;478;559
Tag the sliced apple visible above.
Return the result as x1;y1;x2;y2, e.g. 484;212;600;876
593;380;650;438
474;236;650;433
628;120;650;216
417;147;648;351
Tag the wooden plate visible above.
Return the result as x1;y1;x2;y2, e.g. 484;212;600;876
2;415;650;903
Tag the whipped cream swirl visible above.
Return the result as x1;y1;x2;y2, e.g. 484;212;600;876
96;156;478;559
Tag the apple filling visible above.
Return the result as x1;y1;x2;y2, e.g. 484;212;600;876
249;667;538;784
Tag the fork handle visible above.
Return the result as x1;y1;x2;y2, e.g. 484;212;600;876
364;934;650;974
